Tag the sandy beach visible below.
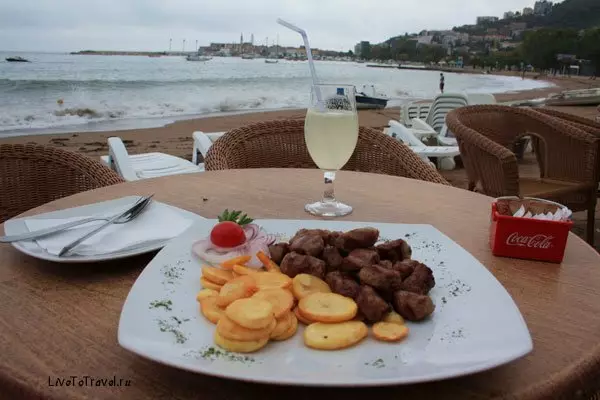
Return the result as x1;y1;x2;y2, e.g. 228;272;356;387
1;74;599;250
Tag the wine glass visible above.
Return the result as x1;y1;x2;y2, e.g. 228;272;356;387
304;84;359;217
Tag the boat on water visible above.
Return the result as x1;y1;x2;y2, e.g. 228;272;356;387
241;54;256;60
265;59;279;64
355;85;389;109
5;56;30;62
545;88;600;106
186;55;212;62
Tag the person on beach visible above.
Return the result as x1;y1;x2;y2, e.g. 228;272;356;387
439;73;445;93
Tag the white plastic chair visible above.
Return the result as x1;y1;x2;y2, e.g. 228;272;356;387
386;120;460;170
437;93;497;146
400;101;432;127
466;93;497;105
411;93;470;139
100;137;203;182
191;131;226;165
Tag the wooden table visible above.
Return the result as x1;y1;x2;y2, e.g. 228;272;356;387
1;169;599;400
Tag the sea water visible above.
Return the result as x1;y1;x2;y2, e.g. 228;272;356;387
0;52;553;136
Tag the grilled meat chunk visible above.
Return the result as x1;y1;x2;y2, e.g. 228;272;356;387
393;290;435;321
289;233;324;257
327;231;346;252
325;271;360;299
341;228;380;251
358;265;403;293
290;229;331;243
322;245;344;270
376;239;412;262
400;263;435;295
340;248;380;272
268;243;290;265
391;260;418;279
280;252;326;279
356;285;390;323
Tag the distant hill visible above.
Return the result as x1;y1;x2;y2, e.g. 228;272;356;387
544;0;600;29
454;0;600;34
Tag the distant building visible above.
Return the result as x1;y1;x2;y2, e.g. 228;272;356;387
503;11;515;19
510;22;528;31
523;7;534;16
485;34;509;42
476;16;499;24
534;0;553;16
500;41;521;49
416;36;434;46
354;41;370;58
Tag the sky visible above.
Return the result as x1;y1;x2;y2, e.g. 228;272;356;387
0;0;563;52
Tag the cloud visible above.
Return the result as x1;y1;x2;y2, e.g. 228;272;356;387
0;0;560;52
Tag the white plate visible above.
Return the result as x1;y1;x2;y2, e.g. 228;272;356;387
3;196;204;263
118;220;532;386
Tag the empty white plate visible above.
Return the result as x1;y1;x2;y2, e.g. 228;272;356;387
3;196;204;263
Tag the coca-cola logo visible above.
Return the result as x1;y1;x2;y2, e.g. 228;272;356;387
506;232;554;249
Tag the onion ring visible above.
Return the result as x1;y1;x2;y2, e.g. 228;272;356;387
192;224;272;268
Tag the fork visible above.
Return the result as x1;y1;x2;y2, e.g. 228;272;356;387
57;194;154;257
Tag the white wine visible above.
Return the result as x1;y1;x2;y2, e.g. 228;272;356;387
304;108;359;171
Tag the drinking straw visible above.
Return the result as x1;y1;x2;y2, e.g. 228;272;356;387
277;18;324;108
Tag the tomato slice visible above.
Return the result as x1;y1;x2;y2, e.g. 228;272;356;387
210;221;246;248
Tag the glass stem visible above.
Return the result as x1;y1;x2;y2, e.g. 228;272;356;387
323;171;336;203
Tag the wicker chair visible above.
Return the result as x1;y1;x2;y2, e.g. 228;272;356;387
531;108;600;180
446;105;599;244
0;144;125;223
204;119;449;185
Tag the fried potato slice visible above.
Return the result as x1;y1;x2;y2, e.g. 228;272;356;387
232;264;260;275
292;274;331;300
303;321;368;350
256;250;281;273
202;266;235;285
214;331;269;353
216;275;257;307
382;310;405;326
272;312;298;341
199;296;225;324
293;306;314;325
217;315;276;341
225;298;274;329
372;322;409;342
200;277;223;291
253;272;292;290
270;311;294;338
220;255;252;270
252;288;294;318
196;288;219;302
298;292;357;323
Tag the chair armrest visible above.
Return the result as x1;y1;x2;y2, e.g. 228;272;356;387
387;120;426;148
446;115;519;197
107;137;138;182
411;118;436;133
192;131;214;165
437;135;457;146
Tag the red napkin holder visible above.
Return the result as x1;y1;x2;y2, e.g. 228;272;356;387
489;202;572;263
